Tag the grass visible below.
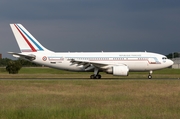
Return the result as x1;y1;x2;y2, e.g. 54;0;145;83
0;80;180;119
0;67;180;118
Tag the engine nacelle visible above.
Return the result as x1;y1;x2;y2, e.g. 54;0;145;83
106;65;129;76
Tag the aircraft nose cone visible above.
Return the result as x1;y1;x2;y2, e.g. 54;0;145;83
168;59;174;66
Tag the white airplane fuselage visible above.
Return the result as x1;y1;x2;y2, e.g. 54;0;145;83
9;24;174;79
25;51;173;72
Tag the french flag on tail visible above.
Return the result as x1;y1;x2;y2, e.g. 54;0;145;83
10;24;51;53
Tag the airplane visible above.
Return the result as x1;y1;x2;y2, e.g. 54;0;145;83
9;24;174;79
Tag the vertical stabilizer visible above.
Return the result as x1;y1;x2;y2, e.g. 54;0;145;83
10;24;53;53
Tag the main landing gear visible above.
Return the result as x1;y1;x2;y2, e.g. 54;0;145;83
90;68;101;79
148;70;153;79
90;74;101;79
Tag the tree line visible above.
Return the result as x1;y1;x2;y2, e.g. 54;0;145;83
166;52;180;59
0;58;41;74
0;58;41;67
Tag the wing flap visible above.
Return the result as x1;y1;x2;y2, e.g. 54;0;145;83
69;59;113;70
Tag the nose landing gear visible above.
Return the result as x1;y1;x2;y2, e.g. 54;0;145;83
148;70;153;79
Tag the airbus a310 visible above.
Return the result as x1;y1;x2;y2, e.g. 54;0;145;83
9;24;173;79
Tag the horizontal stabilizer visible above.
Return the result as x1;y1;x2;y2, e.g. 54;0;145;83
8;52;36;61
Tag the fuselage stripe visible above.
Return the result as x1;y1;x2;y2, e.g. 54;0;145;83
65;56;161;64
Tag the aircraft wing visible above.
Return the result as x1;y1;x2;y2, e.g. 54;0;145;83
8;52;36;61
70;59;116;71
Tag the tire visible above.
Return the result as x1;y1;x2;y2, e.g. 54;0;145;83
90;75;95;79
148;75;152;79
96;75;101;79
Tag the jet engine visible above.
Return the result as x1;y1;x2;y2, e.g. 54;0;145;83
106;65;129;76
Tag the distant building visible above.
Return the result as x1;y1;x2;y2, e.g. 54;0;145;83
172;58;180;69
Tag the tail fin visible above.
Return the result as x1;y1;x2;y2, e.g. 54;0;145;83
10;24;53;53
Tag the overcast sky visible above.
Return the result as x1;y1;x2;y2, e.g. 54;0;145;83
0;0;180;58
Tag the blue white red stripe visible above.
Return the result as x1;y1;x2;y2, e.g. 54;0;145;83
14;24;44;52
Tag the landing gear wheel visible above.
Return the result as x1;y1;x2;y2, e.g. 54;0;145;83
148;75;152;79
90;75;101;79
95;75;101;79
90;75;95;79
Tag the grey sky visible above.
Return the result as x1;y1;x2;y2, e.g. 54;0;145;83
0;0;180;58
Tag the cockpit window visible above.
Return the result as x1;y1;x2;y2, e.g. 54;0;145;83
162;57;167;60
